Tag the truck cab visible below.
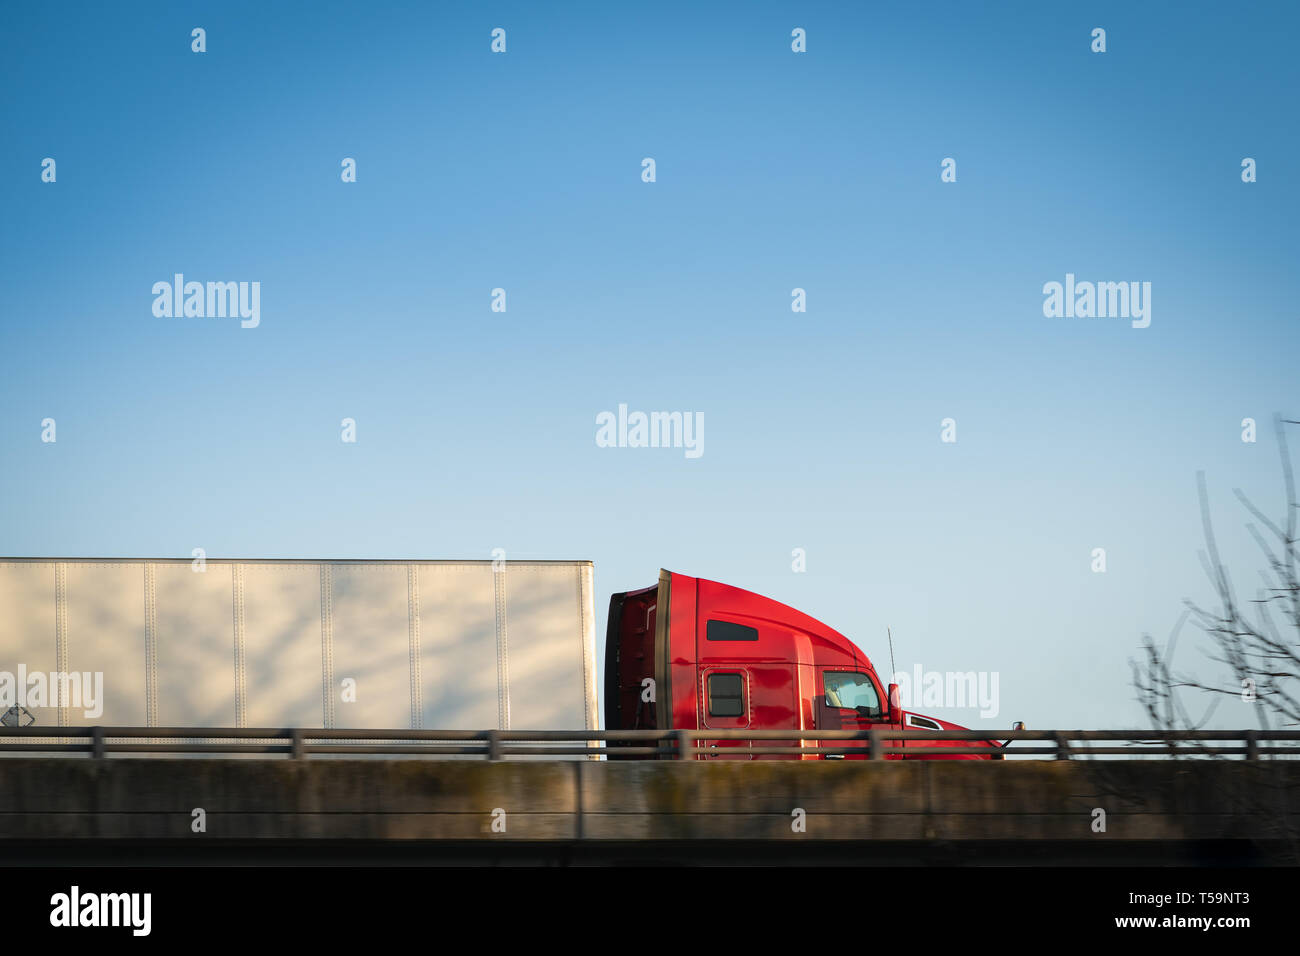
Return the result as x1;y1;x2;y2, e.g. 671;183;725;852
605;570;1001;759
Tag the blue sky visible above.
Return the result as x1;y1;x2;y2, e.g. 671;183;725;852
2;1;1297;731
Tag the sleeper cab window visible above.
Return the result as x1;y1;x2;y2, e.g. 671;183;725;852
707;672;745;717
706;620;758;642
823;671;881;716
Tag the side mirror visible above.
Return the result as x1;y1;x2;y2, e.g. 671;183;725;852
1011;721;1025;732
887;683;901;724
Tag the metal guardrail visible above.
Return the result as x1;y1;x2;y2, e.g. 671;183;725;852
1;727;1298;759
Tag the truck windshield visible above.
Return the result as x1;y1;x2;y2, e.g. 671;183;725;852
824;672;881;714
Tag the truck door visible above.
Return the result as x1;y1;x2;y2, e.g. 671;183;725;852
699;667;752;760
815;668;896;759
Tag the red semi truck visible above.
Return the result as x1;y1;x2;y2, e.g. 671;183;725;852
606;570;1007;759
0;558;1007;757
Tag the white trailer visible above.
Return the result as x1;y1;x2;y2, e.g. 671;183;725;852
0;558;598;734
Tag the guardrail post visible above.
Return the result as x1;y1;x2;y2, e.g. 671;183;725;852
488;729;502;761
870;729;882;761
92;726;104;759
1054;733;1071;760
676;730;693;760
291;728;305;759
1245;729;1258;760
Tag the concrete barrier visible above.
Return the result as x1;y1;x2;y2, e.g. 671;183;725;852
0;758;1295;860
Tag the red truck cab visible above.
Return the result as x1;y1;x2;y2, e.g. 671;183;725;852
605;570;1001;759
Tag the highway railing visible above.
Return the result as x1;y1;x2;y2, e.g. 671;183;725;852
1;726;1299;759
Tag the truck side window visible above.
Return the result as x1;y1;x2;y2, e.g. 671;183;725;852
707;673;745;717
824;672;881;716
706;620;758;641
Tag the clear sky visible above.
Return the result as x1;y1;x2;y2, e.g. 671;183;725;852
2;1;1296;732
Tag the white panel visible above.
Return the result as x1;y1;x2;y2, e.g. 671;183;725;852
0;562;59;728
329;564;410;729
64;563;146;727
154;564;235;726
505;564;591;730
580;563;598;730
241;564;323;728
0;559;597;740
417;564;498;729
